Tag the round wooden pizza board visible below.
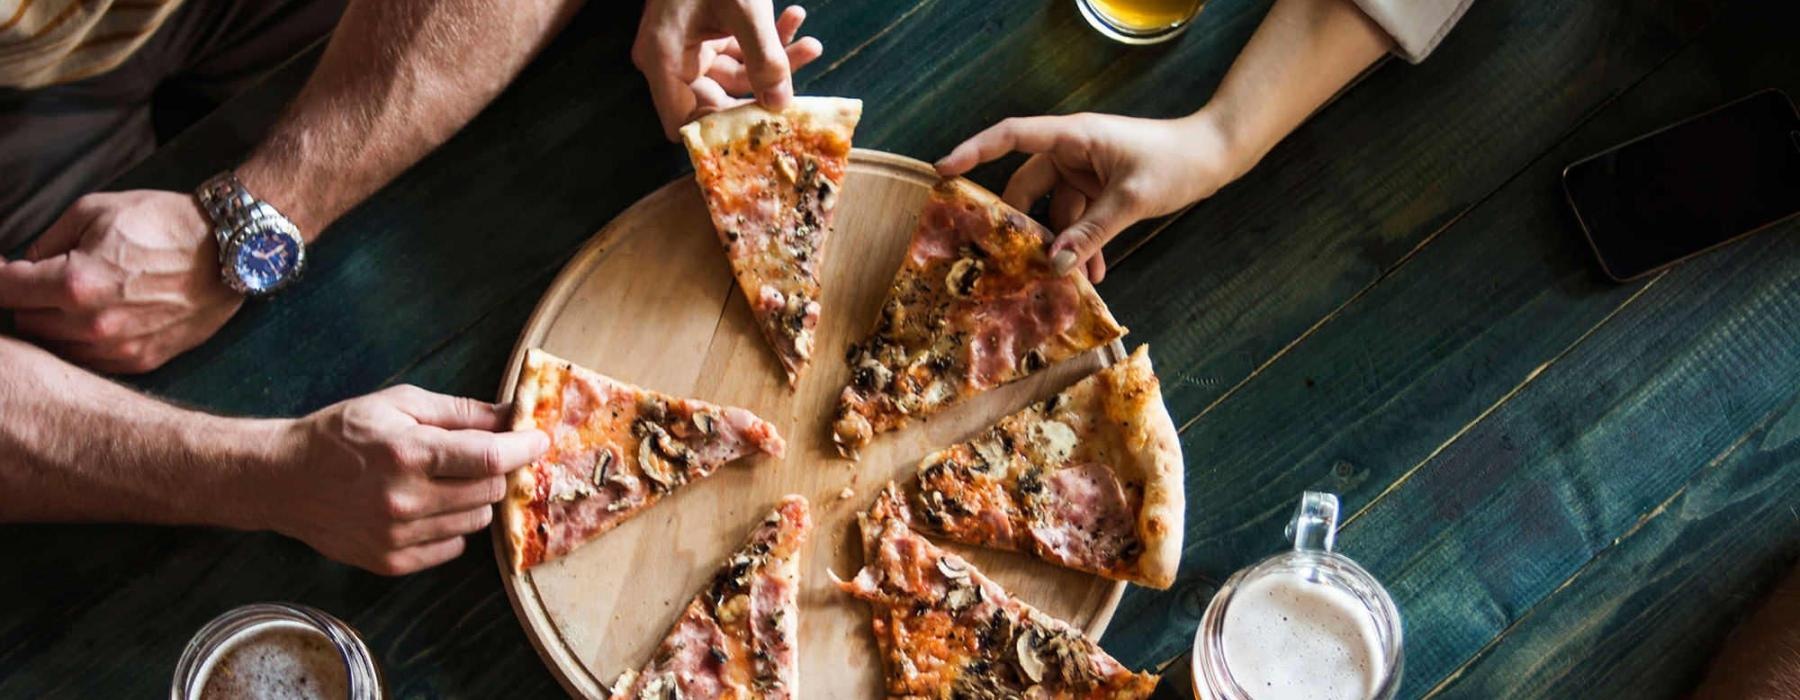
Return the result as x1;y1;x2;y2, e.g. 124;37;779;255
492;149;1128;698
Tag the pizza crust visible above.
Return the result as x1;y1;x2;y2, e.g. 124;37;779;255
1109;345;1185;589
679;96;863;155
502;347;557;574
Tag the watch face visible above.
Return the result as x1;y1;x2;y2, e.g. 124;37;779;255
231;227;302;294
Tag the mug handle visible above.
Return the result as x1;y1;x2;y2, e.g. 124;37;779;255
1285;491;1340;553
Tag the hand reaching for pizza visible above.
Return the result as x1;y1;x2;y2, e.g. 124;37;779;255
260;385;549;576
633;0;825;140
934;113;1244;283
0;191;243;374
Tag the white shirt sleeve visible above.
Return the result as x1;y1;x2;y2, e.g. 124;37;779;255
1352;0;1474;63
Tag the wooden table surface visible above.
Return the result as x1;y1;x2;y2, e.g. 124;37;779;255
4;0;1797;697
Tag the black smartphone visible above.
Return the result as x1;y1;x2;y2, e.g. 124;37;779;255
1562;89;1800;281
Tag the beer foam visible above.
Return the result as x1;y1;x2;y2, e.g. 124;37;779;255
1220;572;1384;700
195;621;350;700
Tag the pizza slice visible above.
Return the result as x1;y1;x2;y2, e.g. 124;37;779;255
839;484;1158;699
832;178;1126;458
681;96;863;387
503;348;786;572
908;345;1184;589
611;496;811;700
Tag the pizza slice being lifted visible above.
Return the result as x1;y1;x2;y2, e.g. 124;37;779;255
503;349;786;572
611;496;811;700
839;484;1159;699
832;178;1126;458
682;97;863;387
908;345;1184;589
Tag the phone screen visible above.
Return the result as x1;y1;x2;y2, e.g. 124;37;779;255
1563;89;1800;280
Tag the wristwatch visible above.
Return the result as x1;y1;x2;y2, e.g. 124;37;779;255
195;171;307;297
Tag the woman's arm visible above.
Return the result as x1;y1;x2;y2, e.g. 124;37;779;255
935;0;1395;281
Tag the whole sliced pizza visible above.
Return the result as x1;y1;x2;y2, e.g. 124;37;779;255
502;348;786;572
908;345;1184;589
681;96;863;387
612;495;811;700
839;484;1159;699
832;178;1126;458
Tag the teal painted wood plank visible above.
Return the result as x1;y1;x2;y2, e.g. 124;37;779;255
1427;392;1800;699
1103;0;1783;670
1093;0;1720;426
1337;217;1800;698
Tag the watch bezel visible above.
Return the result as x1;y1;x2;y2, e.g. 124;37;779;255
220;215;307;296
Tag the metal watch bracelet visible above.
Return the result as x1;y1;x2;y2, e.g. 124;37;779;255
196;171;307;296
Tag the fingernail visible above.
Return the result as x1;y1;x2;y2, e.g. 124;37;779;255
1051;249;1077;274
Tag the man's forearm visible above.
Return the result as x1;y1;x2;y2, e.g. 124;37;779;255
237;0;583;237
0;336;284;528
1188;0;1393;180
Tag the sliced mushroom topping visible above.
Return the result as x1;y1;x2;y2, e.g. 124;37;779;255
638;438;676;491
937;556;970;580
851;358;893;392
944;584;977;613
748;120;778;148
1017;467;1045;496
1016;630;1047;684
946;257;984;298
818;176;838;212
1020;348;1047;373
1026;419;1078;464
608;472;640;490
653;428;695;465
640;673;682;700
607;669;639;697
1050;632;1098;686
638;397;670;424
551;484;594;503
591;447;615;486
971;438;1008;474
832;411;872;456
691;410;717;436
775;153;799;183
881;297;907;331
977;610;1014;651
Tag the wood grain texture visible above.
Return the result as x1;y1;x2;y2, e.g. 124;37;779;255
1102;0;1800;684
3;0;1795;697
1101;0;1728;664
494;151;1126;698
1425;392;1800;699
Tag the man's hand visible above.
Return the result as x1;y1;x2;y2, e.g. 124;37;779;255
0;191;241;373
633;0;825;140
935;113;1244;283
262;385;549;576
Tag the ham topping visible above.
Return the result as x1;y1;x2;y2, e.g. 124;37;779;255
964;280;1081;389
1027;463;1138;571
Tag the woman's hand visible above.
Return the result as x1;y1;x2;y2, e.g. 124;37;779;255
935;112;1245;282
633;0;825;140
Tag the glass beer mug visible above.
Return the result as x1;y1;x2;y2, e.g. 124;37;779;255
1076;0;1205;45
1192;492;1404;700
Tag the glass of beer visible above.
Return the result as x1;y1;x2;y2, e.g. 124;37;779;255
1191;492;1405;700
1077;0;1205;44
